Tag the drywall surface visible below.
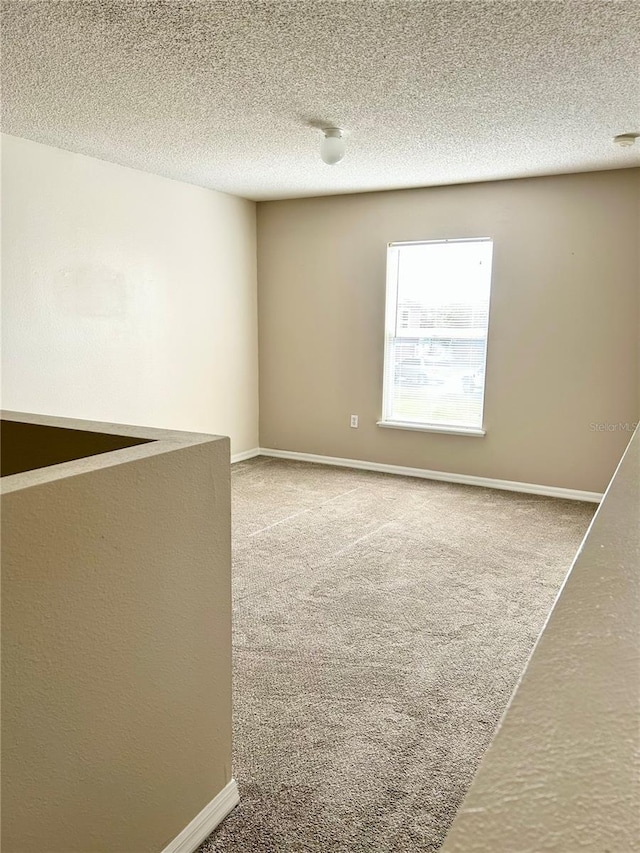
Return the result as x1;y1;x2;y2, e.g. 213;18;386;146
0;418;152;476
440;426;640;852
1;134;259;455
257;169;640;493
1;414;232;853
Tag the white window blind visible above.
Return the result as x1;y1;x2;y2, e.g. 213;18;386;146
381;238;493;433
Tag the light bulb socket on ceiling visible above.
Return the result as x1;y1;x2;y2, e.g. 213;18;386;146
320;127;346;165
613;132;639;147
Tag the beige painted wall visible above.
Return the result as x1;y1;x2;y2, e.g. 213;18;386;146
257;169;640;493
440;426;640;853
2;414;232;853
1;134;259;455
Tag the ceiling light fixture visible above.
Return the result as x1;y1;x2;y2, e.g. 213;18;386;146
320;127;346;165
613;132;638;147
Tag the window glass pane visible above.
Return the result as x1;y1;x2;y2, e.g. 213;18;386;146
383;239;493;430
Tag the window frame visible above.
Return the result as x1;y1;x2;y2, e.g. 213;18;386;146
378;237;492;437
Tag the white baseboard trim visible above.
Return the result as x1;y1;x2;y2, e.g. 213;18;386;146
161;779;239;853
258;448;602;503
231;448;261;464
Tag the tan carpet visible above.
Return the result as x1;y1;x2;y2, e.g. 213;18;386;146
200;457;594;852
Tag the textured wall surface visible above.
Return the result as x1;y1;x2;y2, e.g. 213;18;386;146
1;134;259;455
440;426;640;853
1;414;232;853
258;168;640;493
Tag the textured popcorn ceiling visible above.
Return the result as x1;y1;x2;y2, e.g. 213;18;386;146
2;0;639;200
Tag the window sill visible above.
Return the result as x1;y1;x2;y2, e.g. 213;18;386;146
376;420;486;437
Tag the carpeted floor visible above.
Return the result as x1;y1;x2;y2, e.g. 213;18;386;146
200;457;594;853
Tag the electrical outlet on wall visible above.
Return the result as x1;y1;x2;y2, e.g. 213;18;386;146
350;415;359;428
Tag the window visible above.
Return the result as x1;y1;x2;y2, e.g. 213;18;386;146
379;238;493;435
